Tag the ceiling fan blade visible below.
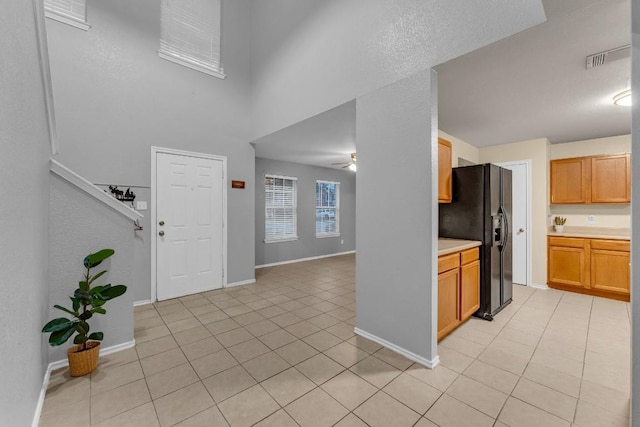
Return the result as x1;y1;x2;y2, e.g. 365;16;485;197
342;164;350;168
331;162;347;166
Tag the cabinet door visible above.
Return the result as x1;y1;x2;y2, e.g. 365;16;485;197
438;268;459;341
591;154;631;203
438;138;452;203
460;259;480;321
548;241;587;288
591;249;630;295
550;158;589;204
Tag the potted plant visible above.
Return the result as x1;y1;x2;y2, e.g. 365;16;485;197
42;249;127;377
553;216;567;232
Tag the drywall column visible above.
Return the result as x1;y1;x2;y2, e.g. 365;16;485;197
631;0;639;422
0;1;52;425
355;68;439;366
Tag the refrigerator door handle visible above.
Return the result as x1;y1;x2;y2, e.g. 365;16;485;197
500;207;509;249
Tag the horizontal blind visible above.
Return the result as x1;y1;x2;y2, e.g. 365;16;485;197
159;0;224;77
265;175;297;242
44;0;86;24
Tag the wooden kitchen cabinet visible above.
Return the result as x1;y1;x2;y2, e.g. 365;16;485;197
438;138;453;203
437;247;479;341
547;236;629;301
550;153;630;204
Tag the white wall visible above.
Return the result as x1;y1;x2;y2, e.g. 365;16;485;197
48;176;135;363
549;134;631;228
250;0;546;140
0;1;51;425
479;138;550;287
255;158;356;266
439;130;480;167
45;0;256;297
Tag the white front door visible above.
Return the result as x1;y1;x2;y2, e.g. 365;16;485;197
155;150;225;301
497;161;530;286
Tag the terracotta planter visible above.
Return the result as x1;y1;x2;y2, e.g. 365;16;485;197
67;342;100;377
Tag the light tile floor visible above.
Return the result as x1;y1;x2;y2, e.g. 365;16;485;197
39;254;631;426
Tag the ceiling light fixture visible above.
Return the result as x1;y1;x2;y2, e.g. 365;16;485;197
348;163;357;172
613;89;631;106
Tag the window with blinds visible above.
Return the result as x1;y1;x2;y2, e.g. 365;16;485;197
316;181;340;237
43;0;89;30
159;0;226;79
265;175;298;243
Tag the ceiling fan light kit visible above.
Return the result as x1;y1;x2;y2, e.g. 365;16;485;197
332;152;357;171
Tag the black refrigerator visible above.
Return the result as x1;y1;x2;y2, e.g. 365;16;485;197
439;163;513;320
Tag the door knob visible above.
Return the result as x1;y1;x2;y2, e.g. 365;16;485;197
158;231;165;237
159;221;165;226
519;228;525;233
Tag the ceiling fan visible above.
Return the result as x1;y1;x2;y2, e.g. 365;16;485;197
332;152;357;171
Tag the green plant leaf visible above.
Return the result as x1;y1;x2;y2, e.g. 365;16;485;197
91;307;106;315
77;320;89;335
42;318;73;333
88;332;104;341
71;297;80;312
49;325;76;346
83;249;115;269
53;305;78;317
73;334;88;345
89;270;108;285
79;281;89;291
89;284;109;296
101;285;127;300
78;311;93;321
74;289;92;303
92;298;106;307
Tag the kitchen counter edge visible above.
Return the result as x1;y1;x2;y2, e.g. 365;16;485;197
438;239;482;256
547;226;630;241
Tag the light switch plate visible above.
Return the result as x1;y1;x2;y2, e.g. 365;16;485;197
136;201;148;211
588;215;596;224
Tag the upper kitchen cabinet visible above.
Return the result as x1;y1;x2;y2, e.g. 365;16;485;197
550;153;630;204
438;138;452;203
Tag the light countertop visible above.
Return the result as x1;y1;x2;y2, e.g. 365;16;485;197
438;238;482;256
548;226;630;240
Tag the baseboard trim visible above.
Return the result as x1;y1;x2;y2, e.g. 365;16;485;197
256;250;356;269
134;299;152;307
226;279;256;288
353;327;440;369
33;339;136;427
528;283;549;290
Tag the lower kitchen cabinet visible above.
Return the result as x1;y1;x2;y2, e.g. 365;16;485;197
547;236;629;301
438;247;480;341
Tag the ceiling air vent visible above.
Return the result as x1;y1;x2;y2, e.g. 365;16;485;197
586;45;630;69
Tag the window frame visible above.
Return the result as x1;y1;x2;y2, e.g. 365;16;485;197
43;0;90;31
158;0;226;79
264;174;298;243
315;180;340;238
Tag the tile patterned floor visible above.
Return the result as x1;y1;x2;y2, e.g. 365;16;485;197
39;254;631;426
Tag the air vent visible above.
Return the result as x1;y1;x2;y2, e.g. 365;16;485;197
586;45;630;69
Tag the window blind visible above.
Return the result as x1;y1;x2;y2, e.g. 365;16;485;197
43;0;89;29
265;175;298;243
315;181;340;236
159;0;225;79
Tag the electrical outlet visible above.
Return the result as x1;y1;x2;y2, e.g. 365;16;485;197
136;201;148;211
588;215;596;225
341;239;344;244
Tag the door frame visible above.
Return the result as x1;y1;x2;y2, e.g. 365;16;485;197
496;160;532;287
150;146;228;303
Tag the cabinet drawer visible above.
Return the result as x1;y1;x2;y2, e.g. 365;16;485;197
438;253;460;274
590;239;629;252
548;237;586;248
460;247;479;264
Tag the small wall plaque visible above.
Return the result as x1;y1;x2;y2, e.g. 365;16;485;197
231;180;245;189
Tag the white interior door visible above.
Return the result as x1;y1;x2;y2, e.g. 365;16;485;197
155;151;225;301
497;161;530;286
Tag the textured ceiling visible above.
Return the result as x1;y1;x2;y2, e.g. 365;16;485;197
253;0;631;168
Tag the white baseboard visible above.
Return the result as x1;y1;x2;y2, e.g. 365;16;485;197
256;250;356;269
528;283;549;290
226;279;256;288
134;299;152;307
33;339;136;427
353;327;440;369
